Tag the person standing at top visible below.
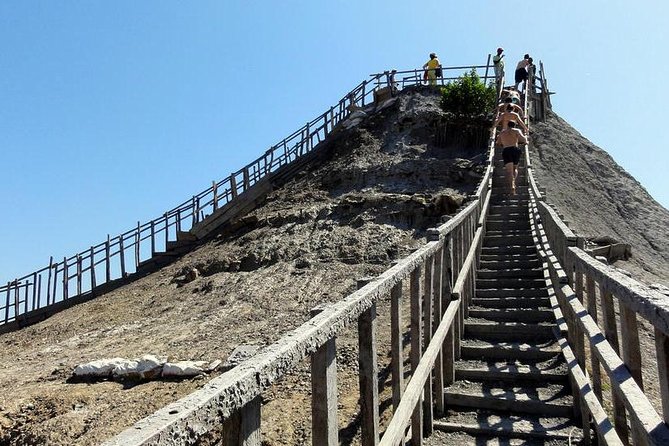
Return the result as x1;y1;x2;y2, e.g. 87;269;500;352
423;53;441;86
514;54;531;90
493;47;505;84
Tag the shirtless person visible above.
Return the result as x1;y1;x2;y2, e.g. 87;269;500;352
496;97;524;117
496;121;528;195
493;105;528;134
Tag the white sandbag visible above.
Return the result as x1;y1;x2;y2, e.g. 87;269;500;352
162;361;208;377
72;358;128;378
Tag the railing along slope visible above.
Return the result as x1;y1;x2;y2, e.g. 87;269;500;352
525;130;669;445
1;61;495;333
103;66;499;446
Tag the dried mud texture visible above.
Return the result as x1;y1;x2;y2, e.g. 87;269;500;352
530;110;669;286
0;87;487;445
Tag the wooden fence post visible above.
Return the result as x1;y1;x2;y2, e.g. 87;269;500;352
585;275;602;401
222;396;262;446
422;257;434;435
89;247;97;291
357;278;379;446
410;267;423;445
599;283;629;443
212;180;219;211
432;245;445;415
105;236;111;282
46;256;54;306
62;257;68;300
310;306;338;446
390;282;404;411
76;255;82;296
655;329;669;425
135;221;141;270
619;302;643;389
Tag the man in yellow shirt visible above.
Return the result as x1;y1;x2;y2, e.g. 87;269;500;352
423;53;441;86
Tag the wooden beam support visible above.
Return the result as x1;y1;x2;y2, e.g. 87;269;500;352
358;279;379;446
311;307;338;446
390;282;404;412
410;267;423;446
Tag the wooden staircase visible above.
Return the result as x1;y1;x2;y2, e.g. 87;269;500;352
431;150;585;445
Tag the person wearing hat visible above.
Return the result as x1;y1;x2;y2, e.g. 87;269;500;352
493;47;505;85
423;52;441;86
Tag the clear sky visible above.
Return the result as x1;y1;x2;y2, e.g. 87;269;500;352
1;0;667;283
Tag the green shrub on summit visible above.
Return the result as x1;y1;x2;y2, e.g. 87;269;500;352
440;69;497;116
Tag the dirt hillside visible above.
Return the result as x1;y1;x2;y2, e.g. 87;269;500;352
1;90;667;446
530;110;669;286
0;87;487;445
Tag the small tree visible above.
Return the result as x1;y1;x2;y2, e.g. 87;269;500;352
440;69;497;116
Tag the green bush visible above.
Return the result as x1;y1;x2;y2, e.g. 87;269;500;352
440;69;497;116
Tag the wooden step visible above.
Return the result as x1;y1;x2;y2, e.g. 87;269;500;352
476;278;546;289
464;321;554;342
455;358;568;384
443;381;573;417
433;410;582;443
485;221;530;231
479;253;540;262
480;246;537;256
479;259;541;269
471;297;551;309
476;288;548;298
477;268;543;279
461;340;561;361
467;307;553;323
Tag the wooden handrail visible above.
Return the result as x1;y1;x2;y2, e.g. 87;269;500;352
527;144;669;444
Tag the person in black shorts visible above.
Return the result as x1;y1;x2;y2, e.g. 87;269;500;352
496;121;528;195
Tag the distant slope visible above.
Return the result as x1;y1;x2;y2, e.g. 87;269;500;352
530;110;669;285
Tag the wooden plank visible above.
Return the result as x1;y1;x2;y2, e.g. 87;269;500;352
46;256;54;306
62;257;68;300
311;307;338;446
655;329;669;425
599;283;629;443
230;174;238;199
32;272;38;312
553;279;669;446
76;255;82;296
433;249;445;415
569;247;669;336
135;221;141;269
585;275;602;401
410;267;423;446
557;336;623;446
619;302;643;389
390;282;404;412
105;236;111;282
358;276;379;446
379;300;459;446
212;180;219;211
422;257;434;435
90;247;97;290
119;237;126;278
240;396;261;446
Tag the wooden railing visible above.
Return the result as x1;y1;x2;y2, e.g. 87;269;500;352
527;152;669;445
0;58;495;332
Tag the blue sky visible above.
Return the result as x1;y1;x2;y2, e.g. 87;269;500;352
1;1;667;283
